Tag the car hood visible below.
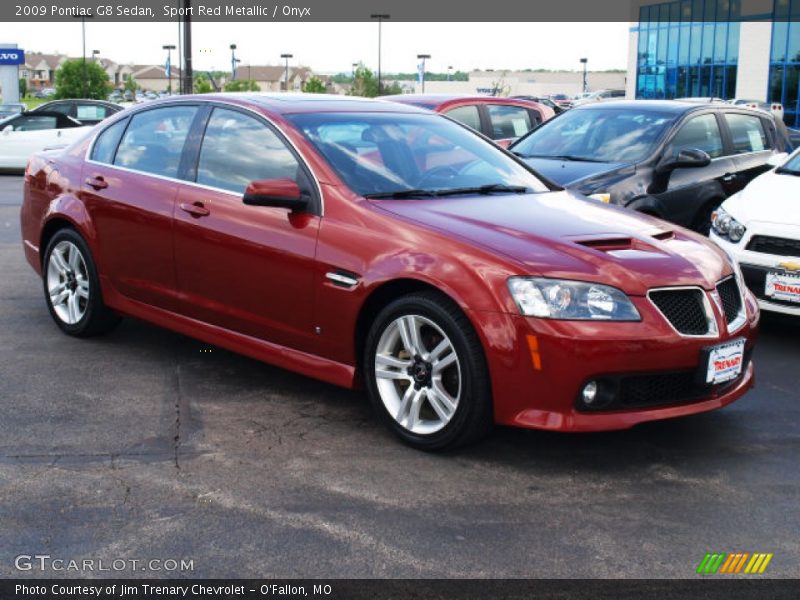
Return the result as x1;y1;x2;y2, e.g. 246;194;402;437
373;191;731;296
722;169;800;226
520;157;630;187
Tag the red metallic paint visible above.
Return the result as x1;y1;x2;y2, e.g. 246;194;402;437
20;94;758;433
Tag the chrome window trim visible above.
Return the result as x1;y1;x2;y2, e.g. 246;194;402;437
646;285;720;339
84;99;325;216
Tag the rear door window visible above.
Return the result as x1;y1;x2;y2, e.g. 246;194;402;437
486;105;533;140
114;106;198;178
724;113;770;153
91;118;129;164
443;105;482;133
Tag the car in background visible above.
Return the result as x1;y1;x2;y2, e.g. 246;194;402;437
509;100;789;233
20;94;757;450
548;93;573;109
0;103;26;119
730;99;784;121
710;148;800;317
512;95;567;115
0;111;90;171
32;99;123;126
381;94;554;147
33;88;55;99
573;89;626;106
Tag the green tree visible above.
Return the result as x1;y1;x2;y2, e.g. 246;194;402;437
19;78;27;98
302;76;327;94
382;81;403;96
223;79;260;92
123;76;138;93
194;73;214;94
54;59;110;99
348;64;379;98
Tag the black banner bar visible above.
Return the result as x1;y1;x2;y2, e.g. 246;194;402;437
2;579;800;600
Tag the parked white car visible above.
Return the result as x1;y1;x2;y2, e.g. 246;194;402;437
0;111;91;171
710;149;800;316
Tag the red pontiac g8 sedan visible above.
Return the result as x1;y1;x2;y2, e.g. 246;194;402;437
20;94;759;450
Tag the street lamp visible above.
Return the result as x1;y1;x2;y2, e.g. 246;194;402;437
352;62;358;80
447;65;453;82
580;57;588;94
162;44;176;94
417;54;431;93
280;53;293;91
91;50;100;63
230;43;237;80
73;13;93;98
370;13;390;94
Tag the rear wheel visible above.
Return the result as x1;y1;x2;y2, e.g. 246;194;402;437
43;228;120;337
363;291;492;451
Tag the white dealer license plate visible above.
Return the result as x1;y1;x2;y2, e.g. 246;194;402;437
765;271;800;304
705;339;745;385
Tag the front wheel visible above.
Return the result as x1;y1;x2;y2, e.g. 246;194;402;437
43;228;120;337
363;291;492;451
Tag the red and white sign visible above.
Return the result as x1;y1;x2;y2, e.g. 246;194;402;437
765;271;800;304
706;339;745;385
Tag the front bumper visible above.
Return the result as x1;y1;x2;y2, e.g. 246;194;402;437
472;283;759;432
711;230;800;317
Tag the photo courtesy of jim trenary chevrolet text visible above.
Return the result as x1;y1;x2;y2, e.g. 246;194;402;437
0;0;799;598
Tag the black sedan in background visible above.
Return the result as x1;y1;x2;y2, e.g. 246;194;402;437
31;99;122;125
510;100;791;233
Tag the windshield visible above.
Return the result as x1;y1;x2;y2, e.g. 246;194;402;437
779;150;800;174
288;112;548;198
511;108;676;163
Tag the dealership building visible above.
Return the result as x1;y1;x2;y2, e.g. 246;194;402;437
627;0;800;126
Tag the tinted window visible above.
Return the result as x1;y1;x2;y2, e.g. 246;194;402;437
288;112;547;197
44;102;72;116
671;114;724;158
724;113;769;153
91;118;128;164
197;108;300;194
486;105;533;139
443;105;481;132
12;115;57;131
511;108;675;163
114;106;197;178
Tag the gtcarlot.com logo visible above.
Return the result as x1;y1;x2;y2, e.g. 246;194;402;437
696;552;773;575
14;554;194;572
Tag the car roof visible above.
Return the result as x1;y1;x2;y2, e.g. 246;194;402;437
381;94;541;109
569;99;755;114
198;93;433;115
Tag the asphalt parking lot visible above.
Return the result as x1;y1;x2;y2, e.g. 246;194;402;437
0;173;798;579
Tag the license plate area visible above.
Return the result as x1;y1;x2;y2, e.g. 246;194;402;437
765;271;800;304
701;338;746;385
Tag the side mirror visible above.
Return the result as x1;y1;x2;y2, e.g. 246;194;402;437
242;178;307;211
656;148;711;174
766;152;788;168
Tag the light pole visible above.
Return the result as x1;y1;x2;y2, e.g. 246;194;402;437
370;13;390;94
162;44;176;94
280;53;293;91
580;57;588;94
352;62;358;80
91;50;100;63
230;43;237;80
73;13;93;98
447;65;453;82
417;54;431;93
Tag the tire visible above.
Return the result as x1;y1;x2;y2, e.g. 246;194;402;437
363;291;493;451
42;228;120;337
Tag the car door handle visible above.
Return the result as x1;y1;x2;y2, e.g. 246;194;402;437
721;173;735;183
84;176;108;190
179;202;210;217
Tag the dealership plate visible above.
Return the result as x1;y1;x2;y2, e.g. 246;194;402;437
765;271;800;304
705;339;745;385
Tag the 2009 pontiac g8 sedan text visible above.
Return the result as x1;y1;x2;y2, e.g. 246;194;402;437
21;94;759;450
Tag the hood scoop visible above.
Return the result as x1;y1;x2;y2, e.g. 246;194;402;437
575;233;672;260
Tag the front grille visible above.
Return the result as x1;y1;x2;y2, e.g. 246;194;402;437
716;277;742;324
746;235;800;257
649;289;709;335
618;371;697;407
740;264;800;308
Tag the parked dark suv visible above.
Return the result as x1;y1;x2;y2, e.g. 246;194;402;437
509;100;791;232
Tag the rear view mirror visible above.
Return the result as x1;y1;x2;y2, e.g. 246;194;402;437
766;152;788;168
656;147;711;174
242;178;307;211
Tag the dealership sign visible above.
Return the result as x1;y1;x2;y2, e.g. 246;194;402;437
0;49;25;65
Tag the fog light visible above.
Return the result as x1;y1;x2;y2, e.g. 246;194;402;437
582;381;599;405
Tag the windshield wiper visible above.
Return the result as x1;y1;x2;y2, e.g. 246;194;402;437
514;153;606;163
364;184;529;199
775;167;800;176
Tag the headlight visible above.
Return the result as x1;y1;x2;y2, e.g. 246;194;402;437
588;193;611;204
711;207;746;243
507;277;641;320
